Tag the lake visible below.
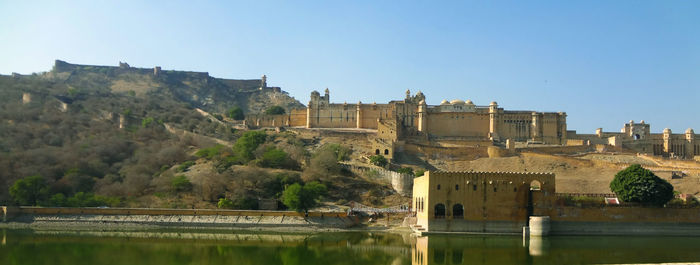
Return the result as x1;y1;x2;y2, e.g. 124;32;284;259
3;229;700;265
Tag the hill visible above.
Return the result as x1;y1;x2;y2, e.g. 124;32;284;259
0;60;408;209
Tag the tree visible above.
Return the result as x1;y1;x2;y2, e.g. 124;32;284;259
227;107;244;120
234;130;267;161
369;155;388;167
282;181;327;212
9;175;49;206
264;106;286;115
258;147;298;169
610;164;674;206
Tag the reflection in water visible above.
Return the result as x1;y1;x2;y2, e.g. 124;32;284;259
4;229;700;265
412;234;700;265
527;236;548;257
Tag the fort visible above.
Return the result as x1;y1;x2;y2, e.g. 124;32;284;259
247;89;699;161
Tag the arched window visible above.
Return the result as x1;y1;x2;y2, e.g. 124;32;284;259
375;149;380;155
384;149;389;155
530;180;542;191
437;184;441;190
455;184;459;191
434;203;446;219
452;204;464;219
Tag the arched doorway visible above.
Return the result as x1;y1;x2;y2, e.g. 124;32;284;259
529;180;542;191
434;203;446;219
452;204;464;219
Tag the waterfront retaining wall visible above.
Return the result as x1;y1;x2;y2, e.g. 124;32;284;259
547;206;700;236
1;207;359;229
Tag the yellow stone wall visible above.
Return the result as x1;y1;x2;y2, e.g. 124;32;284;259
289;109;306;127
413;171;555;231
425;112;490;138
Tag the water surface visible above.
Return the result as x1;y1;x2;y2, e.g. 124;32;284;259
3;229;700;265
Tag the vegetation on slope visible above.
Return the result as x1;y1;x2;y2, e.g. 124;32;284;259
1;67;400;209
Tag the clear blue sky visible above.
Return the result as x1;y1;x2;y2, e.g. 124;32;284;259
1;1;698;133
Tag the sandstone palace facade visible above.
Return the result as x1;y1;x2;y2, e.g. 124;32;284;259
247;89;699;160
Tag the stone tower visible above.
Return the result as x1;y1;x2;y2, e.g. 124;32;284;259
260;75;267;90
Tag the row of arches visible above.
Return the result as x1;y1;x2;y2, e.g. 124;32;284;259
374;149;390;155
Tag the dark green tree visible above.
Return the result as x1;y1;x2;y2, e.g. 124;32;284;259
610;164;674;206
258;147;298;169
264;106;286;115
227;107;245;120
282;181;327;212
234;130;267;161
9;175;49;206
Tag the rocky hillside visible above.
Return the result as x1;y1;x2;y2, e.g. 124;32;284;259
0;61;407;209
47;60;304;114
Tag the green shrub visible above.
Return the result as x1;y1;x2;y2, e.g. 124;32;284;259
415;169;425;177
195;145;226;159
264;106;286;115
9;175;49;206
171;175;193;192
561;195;605;207
369;155;388;167
282;181;327;212
231;196;258;210
47;192;117;207
176;161;196;172
227;107;244;120
49;193;68;207
217;198;234;209
141;117;155;128
610;164;674;206
395;167;413;175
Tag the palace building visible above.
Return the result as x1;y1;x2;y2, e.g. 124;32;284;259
246;89;698;160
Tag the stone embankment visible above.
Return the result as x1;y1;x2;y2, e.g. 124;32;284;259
1;207;359;231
